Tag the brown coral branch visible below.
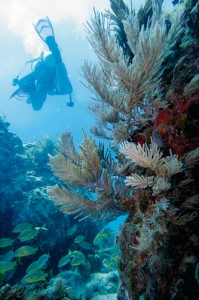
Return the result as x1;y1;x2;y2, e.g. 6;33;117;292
48;184;117;221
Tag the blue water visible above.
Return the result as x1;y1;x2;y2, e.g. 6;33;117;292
0;0;173;146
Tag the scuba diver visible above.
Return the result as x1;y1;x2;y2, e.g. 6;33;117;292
10;17;74;111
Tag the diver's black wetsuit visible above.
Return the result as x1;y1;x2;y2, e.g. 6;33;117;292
11;34;73;111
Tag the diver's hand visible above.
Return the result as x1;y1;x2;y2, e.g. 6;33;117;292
66;101;74;107
12;78;19;86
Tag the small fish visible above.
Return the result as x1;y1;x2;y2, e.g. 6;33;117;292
18;229;38;242
67;224;77;236
0;260;16;274
80;241;92;250
26;261;38;274
57;270;73;280
57;268;79;282
70;251;86;266
93;227;113;245
71;256;86;266
97;246;120;255
69;250;85;258
34;225;48;231
1;250;14;261
36;254;50;270
58;255;71;268
12;223;33;233
0;238;14;248
102;256;119;269
14;246;38;257
24;270;48;283
74;235;85;244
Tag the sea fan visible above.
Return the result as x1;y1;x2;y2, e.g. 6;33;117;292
90;124;112;140
81;0;184;149
152;177;171;195
82;61;130;113
163;150;184;178
48;131;125;221
183;74;199;97
120;140;184;194
125;174;155;188
184;147;199;169
119;140;164;171
48;185;116;221
111;122;132;147
130;224;156;252
50;131;102;186
97;143;120;176
57;131;81;165
79;131;102;182
49;153;86;187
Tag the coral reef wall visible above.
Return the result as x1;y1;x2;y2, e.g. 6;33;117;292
1;115;118;299
0;115;102;265
0;115;62;241
48;0;199;299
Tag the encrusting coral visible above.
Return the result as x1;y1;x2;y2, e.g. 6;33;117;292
48;0;199;298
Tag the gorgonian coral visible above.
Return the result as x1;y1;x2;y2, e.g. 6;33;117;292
81;0;183;145
48;131;129;221
119;140;184;194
